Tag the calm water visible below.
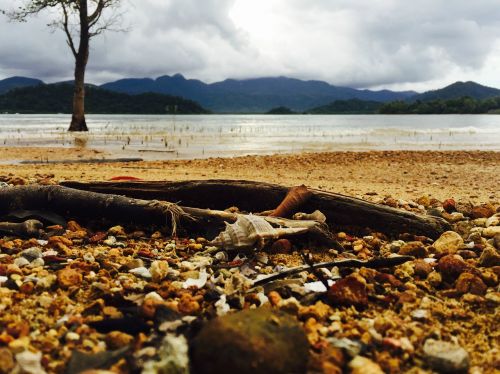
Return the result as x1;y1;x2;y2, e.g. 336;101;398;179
0;114;499;159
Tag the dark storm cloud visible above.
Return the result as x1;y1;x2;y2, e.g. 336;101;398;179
0;0;499;89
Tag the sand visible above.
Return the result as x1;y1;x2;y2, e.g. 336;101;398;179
0;147;498;203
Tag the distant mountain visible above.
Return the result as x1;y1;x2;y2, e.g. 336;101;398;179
101;74;416;113
412;81;500;102
0;76;43;94
0;83;209;114
306;99;383;114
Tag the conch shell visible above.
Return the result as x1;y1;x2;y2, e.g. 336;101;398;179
270;185;312;218
209;214;308;251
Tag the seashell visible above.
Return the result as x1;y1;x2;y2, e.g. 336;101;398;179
292;210;326;223
209;214;307;251
485;213;500;227
270;185;312;218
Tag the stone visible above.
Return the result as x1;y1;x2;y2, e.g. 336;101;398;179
413;260;432;278
105;331;134;349
15;350;46;374
437;255;468;281
494;234;500;250
20;247;42;262
433;231;463;255
327;276;368;307
399;241;428;258
270;239;292;253
455;273;487;296
423;339;469;373
57;267;83;289
442;198;456;213
190;308;308;374
482;226;500;238
471;204;495;219
150;260;169;283
478;246;500;267
0;347;15;374
348;356;384;374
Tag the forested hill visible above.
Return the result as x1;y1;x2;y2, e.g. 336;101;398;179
305;99;382;114
0;83;209;114
411;81;500;102
379;96;500;114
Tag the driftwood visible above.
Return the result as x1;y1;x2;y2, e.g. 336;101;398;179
61;180;451;238
0;186;324;242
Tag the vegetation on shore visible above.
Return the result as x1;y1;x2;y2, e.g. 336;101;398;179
379;96;500;114
0;84;210;114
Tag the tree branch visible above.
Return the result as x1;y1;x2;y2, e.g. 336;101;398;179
61;3;77;58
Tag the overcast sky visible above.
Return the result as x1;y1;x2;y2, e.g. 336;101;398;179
1;0;499;91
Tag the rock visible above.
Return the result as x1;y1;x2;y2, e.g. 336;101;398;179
57;267;83;289
190;308;308;374
494;234;500;250
150;260;169;283
399;241;428;258
413;260;432;278
15;350;46;374
107;225;126;236
433;231;463;255
423;339;469;373
411;309;429;321
478;246;500;267
348;356;384;374
142;334;189;374
270;239;292;253
482;226;500;238
442;198;456;213
437;255;468;281
471;204;495;219
485;213;500;227
0;348;15;374
105;331;134;349
20;247;42;261
298;301;331;321
327;275;368;307
455;273;487;295
129;267;152;279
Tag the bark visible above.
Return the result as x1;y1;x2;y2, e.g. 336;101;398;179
68;0;90;132
60;180;451;238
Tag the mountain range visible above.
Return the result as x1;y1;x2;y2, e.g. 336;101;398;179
1;75;500;113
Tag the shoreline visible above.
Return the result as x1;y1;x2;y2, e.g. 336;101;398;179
0;147;498;203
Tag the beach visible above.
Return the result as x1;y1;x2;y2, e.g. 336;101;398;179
0;148;498;203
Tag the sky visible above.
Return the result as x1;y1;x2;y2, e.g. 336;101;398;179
0;0;500;92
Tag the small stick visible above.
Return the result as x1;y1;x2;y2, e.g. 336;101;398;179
302;252;330;290
252;255;414;287
0;219;44;238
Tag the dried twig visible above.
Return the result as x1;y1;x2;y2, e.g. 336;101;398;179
252;255;414;287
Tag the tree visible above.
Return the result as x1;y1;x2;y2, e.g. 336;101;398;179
3;0;123;131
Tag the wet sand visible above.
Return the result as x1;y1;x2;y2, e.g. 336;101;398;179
0;147;498;203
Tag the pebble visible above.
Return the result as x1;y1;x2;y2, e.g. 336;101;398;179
411;309;429;321
57;267;83;289
495;234;500;249
413;259;432;278
327;275;368;307
437;255;469;281
455;273;487;295
20;247;42;261
15;350;46;374
423;339;470;373
105;331;134;349
0;347;15;374
478;246;500;267
13;257;30;267
471;204;495;219
399;241;428;257
482;226;500;238
433;231;464;255
150;260;169;283
129;267;152;279
348;356;384;374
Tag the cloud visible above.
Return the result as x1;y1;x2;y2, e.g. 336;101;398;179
0;0;499;90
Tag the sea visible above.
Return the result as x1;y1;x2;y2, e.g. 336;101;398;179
0;114;499;160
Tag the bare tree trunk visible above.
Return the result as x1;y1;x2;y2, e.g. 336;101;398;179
68;0;89;132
